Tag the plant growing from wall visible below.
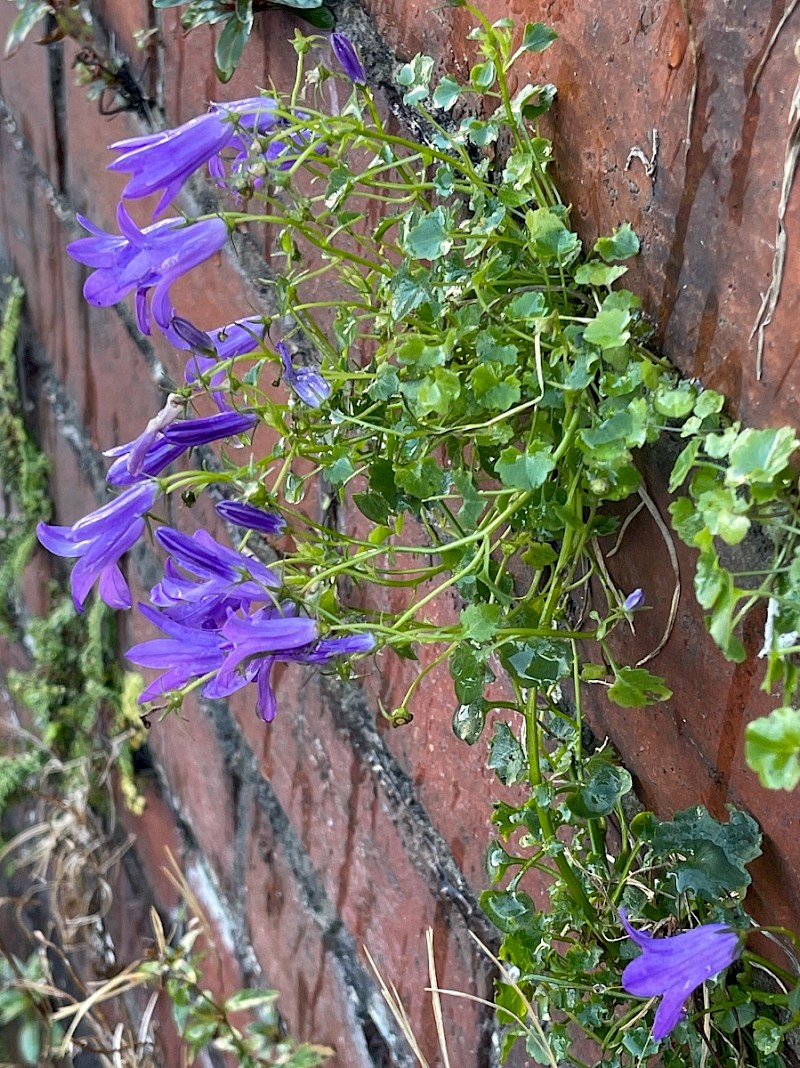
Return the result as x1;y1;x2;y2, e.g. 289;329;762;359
26;3;800;1063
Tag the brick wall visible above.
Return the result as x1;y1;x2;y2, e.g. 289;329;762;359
0;0;799;1065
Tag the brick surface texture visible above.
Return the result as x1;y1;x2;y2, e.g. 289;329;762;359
0;0;799;1065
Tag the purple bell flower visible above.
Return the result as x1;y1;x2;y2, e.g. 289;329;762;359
108;96;279;217
331;32;367;85
206;613;375;722
126;603;227;702
154;526;280;603
623;588;645;612
277;341;331;408
620;908;742;1041
67;204;228;341
215;500;285;536
36;482;158;612
105;408;257;486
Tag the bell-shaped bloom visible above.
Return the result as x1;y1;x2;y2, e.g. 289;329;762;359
623;588;645;611
215;500;285;536
277;341;331;408
126;604;228;701
153;526;280;611
108;96;279;217
620;908;742;1040
205;612;375;722
331;32;367;85
105;409;257;486
67;205;228;340
36;482;158;612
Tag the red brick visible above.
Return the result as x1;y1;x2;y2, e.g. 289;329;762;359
0;2;61;186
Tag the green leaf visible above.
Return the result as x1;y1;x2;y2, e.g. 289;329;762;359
574;260;628;287
726;426;799;485
470;364;520;411
608;667;672;708
17;1017;40;1067
488;722;527;785
402;367;461;417
432;75;461;110
527;208;581;264
153;0;189;6
353;491;392;525
470;59;496;90
496;444;555;490
645;804;762;900
694;389;725;418
753;1018;782;1055
450;644;486;704
745;707;800;790
507;291;547;320
394;456;447;499
654;384;696;419
486;840;518;883
460;603;502;641
499;637;572;687
295;5;336;29
405;207;452;260
520;22;558;53
669;438;702;492
452;699;486;744
4;1;52;58
583;307;631;350
704;423;741;459
567;757;632;817
480;889;538;933
214;15;252;81
388;264;431;319
326;456;355;484
396;53;434;104
594;223;640;262
476;331;518;365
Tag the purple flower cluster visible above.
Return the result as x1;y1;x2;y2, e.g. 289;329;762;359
36;399;260;610
108;96;280;217
37;71;367;723
126;525;374;721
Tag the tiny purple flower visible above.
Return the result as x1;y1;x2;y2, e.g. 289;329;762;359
277;342;331;408
67;205;228;340
215;500;286;536
36;481;158;611
620;908;742;1041
108;96;279;217
331;32;367;85
623;588;645;612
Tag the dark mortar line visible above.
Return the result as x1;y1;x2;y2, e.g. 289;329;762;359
45;32;68;195
198;695;417;1068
